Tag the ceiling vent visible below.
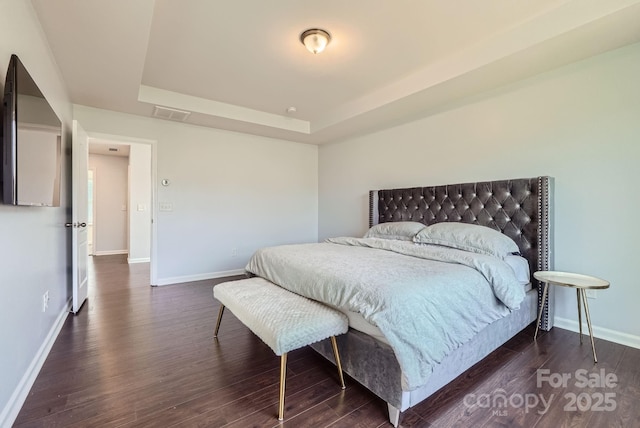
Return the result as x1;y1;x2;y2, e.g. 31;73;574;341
108;147;118;152
152;105;191;122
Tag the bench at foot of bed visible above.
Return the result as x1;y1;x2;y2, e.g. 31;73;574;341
213;277;349;421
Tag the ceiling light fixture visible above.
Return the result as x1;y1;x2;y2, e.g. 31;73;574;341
300;29;331;54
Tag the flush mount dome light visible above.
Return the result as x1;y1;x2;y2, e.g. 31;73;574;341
300;29;331;54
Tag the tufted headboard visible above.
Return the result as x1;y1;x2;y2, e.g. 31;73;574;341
369;176;554;330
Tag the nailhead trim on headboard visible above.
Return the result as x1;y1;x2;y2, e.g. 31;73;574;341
537;176;554;331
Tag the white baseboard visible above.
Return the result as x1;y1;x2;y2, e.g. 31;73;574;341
155;269;246;286
127;257;150;264
554;316;640;350
93;250;128;256
0;299;71;428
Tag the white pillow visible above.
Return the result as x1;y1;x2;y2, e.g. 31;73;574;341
504;255;531;285
363;221;426;241
413;222;519;259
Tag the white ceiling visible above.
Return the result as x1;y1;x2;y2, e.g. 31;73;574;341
31;0;640;145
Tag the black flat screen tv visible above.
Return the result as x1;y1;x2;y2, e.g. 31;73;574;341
2;54;62;206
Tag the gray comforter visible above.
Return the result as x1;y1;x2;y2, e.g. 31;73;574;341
245;237;525;390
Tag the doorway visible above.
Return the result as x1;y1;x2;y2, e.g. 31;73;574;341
84;134;157;285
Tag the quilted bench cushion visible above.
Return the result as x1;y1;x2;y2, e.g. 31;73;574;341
213;277;348;356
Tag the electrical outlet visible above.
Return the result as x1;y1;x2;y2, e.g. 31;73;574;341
585;289;597;299
42;291;49;312
231;247;238;257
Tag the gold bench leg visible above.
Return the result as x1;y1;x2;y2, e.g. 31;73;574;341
330;336;346;389
279;339;343;421
213;305;225;338
279;353;287;420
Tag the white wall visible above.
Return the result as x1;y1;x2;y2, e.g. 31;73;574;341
128;144;151;263
74;105;319;284
0;1;73;425
88;154;129;254
319;43;640;346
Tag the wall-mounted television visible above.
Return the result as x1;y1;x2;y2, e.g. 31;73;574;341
2;54;62;207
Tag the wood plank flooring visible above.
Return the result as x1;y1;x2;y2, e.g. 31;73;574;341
14;255;640;427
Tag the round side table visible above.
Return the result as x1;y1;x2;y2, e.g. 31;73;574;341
533;271;609;363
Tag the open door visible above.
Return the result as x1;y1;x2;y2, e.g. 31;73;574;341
69;120;89;314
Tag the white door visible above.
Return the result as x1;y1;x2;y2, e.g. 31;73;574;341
71;120;89;314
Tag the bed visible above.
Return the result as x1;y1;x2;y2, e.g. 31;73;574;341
245;176;554;426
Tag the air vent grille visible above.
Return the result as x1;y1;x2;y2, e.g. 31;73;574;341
153;105;191;122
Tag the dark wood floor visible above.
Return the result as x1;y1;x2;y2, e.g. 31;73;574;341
14;255;640;427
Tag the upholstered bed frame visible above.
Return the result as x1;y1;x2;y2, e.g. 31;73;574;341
311;176;554;426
